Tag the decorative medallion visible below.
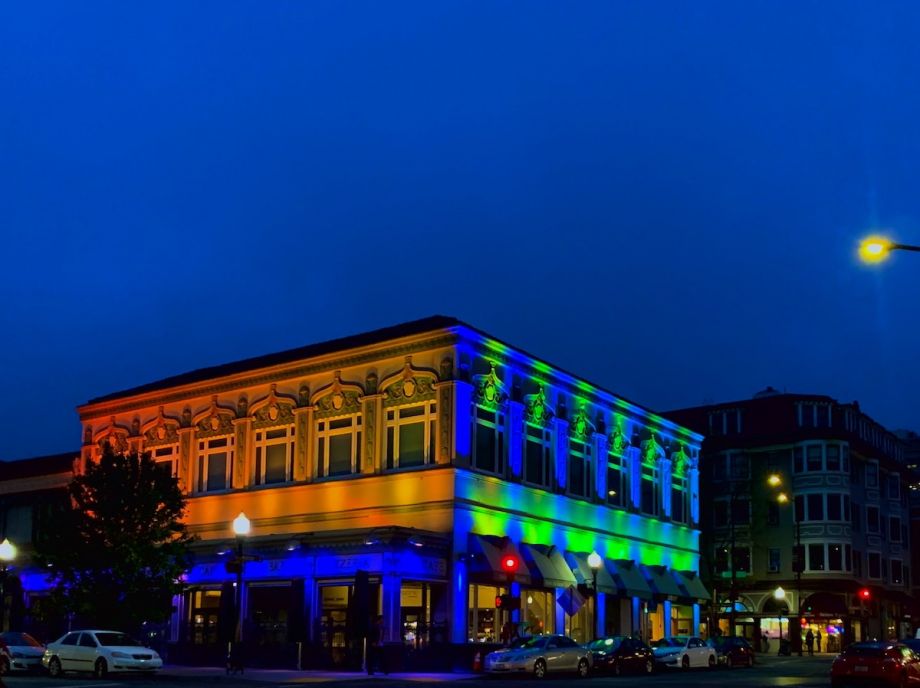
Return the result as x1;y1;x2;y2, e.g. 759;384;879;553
472;362;507;410
382;357;438;407
145;407;180;447
210;416;220;430
332;392;344;410
610;427;630;455
313;371;363;418
268;404;279;421
403;379;416;398
642;433;664;466
569;405;595;439
524;386;552;426
157;426;167;440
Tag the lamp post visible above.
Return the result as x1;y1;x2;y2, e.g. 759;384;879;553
858;235;920;263
774;587;786;650
769;474;803;656
231;513;251;647
588;551;602;641
0;538;16;633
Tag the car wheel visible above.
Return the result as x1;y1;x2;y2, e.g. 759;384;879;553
534;658;547;679
708;654;716;669
94;658;108;679
48;656;63;678
577;658;589;678
681;655;690;669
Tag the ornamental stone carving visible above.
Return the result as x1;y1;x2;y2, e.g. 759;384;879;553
250;384;297;429
381;358;437;407
311;371;363;419
670;443;690;476
641;433;665;466
144;407;180;447
472;362;506;410
609;426;630;456
524;386;552;426
196;396;236;438
568;405;596;440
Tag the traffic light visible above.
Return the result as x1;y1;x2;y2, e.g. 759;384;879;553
496;594;521;610
501;554;520;575
859;588;871;600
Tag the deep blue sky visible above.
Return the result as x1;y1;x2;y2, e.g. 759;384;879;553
2;1;920;460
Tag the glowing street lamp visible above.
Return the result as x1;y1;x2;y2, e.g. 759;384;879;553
588;551;603;641
767;474;782;487
231;513;251;658
0;538;16;634
774;587;787;645
858;235;920;264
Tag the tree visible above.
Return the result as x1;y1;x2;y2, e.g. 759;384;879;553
36;445;193;632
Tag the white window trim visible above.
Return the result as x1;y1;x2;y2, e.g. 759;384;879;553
196;436;234;493
385;401;437;470
315;414;362;478
152;444;179;477
523;423;552;489
254;425;294;485
566;438;593;500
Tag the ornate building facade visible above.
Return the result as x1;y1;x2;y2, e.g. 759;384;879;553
6;316;705;664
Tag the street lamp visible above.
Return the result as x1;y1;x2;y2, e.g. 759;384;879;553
774;587;786;648
0;539;16;633
588;551;602;641
231;513;251;649
767;474;803;656
858;235;920;264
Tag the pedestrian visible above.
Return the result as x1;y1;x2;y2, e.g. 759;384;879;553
805;629;814;656
367;615;387;676
816;629;822;653
762;630;770;654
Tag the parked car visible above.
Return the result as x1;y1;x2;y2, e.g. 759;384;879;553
42;630;162;678
651;636;716;669
0;632;45;674
708;636;755;668
483;634;593;678
831;641;920;688
586;635;655;675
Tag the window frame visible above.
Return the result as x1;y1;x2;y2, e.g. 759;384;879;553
253;425;294;486
315;414;363;478
196;436;234;493
385;400;437;470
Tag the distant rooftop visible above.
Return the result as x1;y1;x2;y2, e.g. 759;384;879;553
0;451;76;477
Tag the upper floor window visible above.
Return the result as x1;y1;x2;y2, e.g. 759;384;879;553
254;427;293;485
606;449;625;507
641;463;659;516
808;543;825;571
826;445;840;471
152;445;178;477
890;516;902;542
671;473;688;524
197;436;233;493
709;409;741;436
806;445;822;472
474;406;505;475
386;401;436;470
866;462;879;488
892;560;904;585
316;415;362;478
888;474;901;501
868;552;882;579
799;403;831;428
867;505;880;534
568;439;592;499
525;424;552;488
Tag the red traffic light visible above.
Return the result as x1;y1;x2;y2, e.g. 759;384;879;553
859;588;871;600
501;555;519;574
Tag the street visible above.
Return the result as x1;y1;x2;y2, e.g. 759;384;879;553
2;655;835;688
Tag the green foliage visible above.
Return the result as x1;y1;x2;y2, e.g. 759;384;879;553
35;445;193;632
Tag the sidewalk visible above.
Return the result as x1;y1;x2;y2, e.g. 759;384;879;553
159;665;477;683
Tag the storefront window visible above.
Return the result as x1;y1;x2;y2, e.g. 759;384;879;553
249;585;290;644
187;588;221;645
399;582;447;647
468;584;506;642
564;598;592;644
671;604;694;636
521;589;555;636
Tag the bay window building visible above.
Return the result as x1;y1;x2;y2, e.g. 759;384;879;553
4;317;705;664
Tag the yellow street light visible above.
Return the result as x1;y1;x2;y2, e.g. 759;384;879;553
777;492;789;504
0;538;16;564
859;235;920;264
232;512;251;536
774;586;786;600
767;474;782;487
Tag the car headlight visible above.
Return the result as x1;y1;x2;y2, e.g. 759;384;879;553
111;651;131;659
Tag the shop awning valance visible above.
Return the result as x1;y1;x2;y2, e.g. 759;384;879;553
673;570;711;602
642;565;682;600
565;551;619;595
520;543;577;589
607;559;654;599
466;533;529;584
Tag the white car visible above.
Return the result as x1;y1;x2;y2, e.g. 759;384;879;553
651;636;716;669
42;630;162;678
1;632;45;673
484;635;593;678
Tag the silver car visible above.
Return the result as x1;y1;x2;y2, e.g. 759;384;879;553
484;634;592;678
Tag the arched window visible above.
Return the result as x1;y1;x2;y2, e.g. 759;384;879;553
381;360;439;470
313;374;363;479
194;402;236;493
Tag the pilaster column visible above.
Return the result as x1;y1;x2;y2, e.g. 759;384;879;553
553;418;570;493
450;557;469;643
361;394;384;474
659;457;672;518
293;406;314;482
177;427;195;495
663;599;673;636
508;400;524;480
596;592;606;638
692;603;701;635
232;417;252;489
594;432;609;502
381;573;401;644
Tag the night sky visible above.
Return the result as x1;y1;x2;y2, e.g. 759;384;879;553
3;1;920;461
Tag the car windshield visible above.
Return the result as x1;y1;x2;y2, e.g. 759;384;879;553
507;637;535;649
652;638;685;648
515;637;547;650
842;643;889;657
588;637;624;651
94;633;142;647
0;632;42;648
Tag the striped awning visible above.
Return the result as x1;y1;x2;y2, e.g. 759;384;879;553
642;564;683;600
520;543;577;589
466;533;530;584
565;551;619;595
608;559;654;599
673;570;710;602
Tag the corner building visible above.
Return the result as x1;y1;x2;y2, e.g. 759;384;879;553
72;317;704;663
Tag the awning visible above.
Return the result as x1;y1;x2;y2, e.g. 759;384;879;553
607;559;654;599
673;570;711;602
642;565;682;600
520;543;577;589
565;552;619;595
466;533;530;584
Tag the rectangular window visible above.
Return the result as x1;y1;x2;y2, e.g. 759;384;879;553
826;445;840;471
868;552;881;579
713;500;729;527
606;451;624;507
793;447;804;474
641;465;658;516
852;503;861;532
808;544;825;571
729;453;750;479
889;474;901;500
828;544;843;571
671;484;686;524
254;427;293;485
767;501;780;526
842;445;850;473
826;494;841;521
853;551;862;577
316;415;362;478
867;506;880;534
844;495;851;522
197;436;232;493
891;517;902;542
714;548;729;574
711;455;727;480
153;445;178;477
733;547;751;573
806;445;823;472
731;497;750;525
386;402;437;470
768;548;781;573
795;495;805;524
568;440;591;499
892;560;904;585
845;544;852;572
866;462;879;488
807;493;824;521
709;413;724;436
525;424;551;488
473;407;504;475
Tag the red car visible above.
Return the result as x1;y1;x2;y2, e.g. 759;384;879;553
831;641;920;687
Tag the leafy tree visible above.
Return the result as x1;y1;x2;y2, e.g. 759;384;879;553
36;445;193;632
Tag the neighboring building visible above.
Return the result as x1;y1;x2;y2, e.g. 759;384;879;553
1;316;705;664
667;388;914;652
896;430;920;604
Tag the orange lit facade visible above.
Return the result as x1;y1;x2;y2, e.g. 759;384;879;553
11;317;706;663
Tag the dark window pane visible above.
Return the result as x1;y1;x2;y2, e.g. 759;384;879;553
399;422;425;467
569;456;585;497
806;446;822;471
255;447;263;485
827;494;841;521
807;494;824;521
400;406;425;418
475;424;496;472
826;445;840;471
809;544;825;571
386;427;395;469
209;438;228;449
671;487;685;523
641;478;656;515
328;435;352;475
828;545;843;571
525;439;545;485
607;466;622;506
264;443;287;483
207;452;227;491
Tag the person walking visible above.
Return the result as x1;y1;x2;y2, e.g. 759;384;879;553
805;629;815;656
816;630;822;653
367;615;387;676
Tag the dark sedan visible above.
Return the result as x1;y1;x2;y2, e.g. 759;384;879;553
708;636;755;668
586;636;655;676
